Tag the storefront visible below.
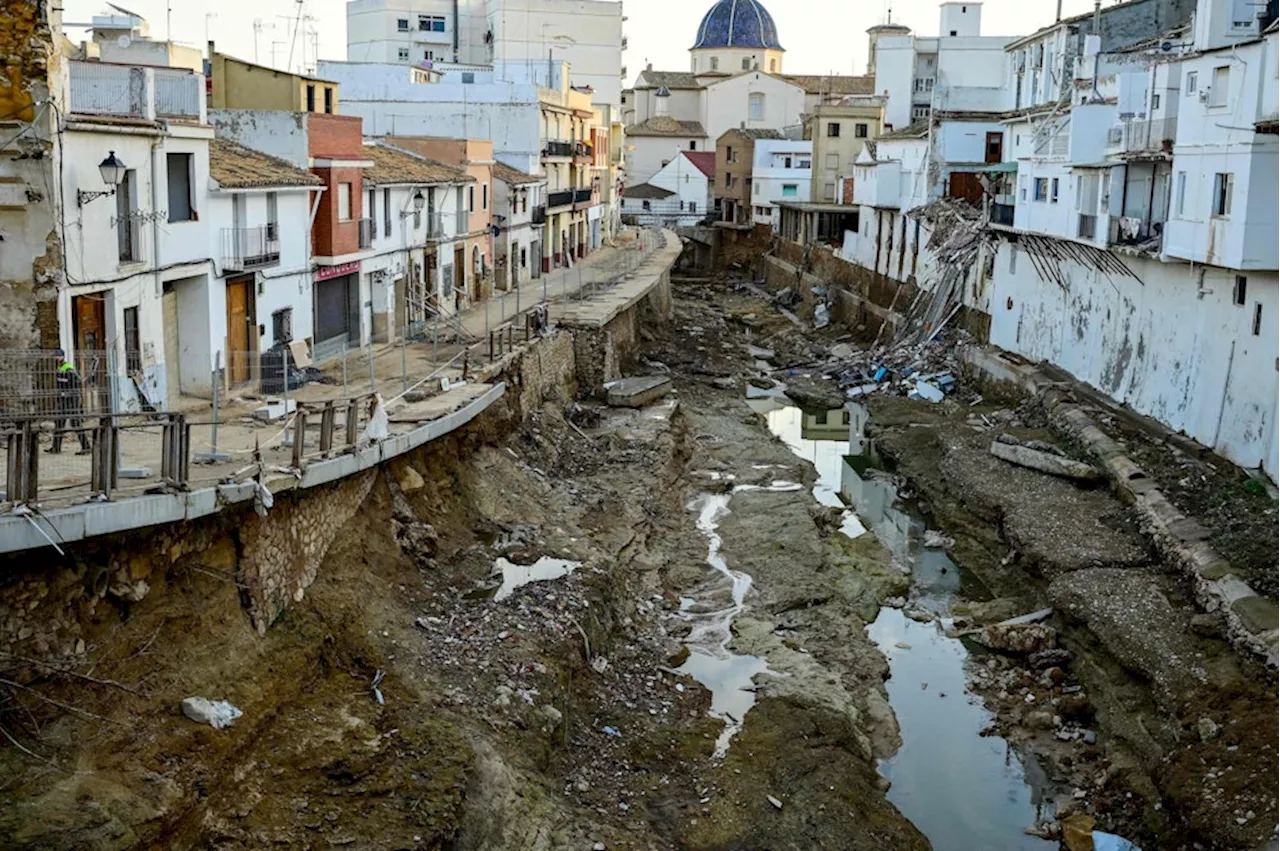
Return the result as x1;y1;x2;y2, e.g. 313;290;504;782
313;261;361;355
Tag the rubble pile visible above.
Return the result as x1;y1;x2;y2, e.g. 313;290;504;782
777;333;972;405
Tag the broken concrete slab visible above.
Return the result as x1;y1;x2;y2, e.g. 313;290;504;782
254;399;297;422
784;378;845;411
605;375;673;408
989;440;1101;483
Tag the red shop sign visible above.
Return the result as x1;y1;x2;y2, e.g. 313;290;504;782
315;261;360;281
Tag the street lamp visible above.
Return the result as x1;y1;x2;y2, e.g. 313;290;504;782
78;151;126;206
411;189;426;213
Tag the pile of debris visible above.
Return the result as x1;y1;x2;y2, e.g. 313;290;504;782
778;332;970;405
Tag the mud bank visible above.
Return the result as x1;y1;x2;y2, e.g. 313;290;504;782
0;287;926;850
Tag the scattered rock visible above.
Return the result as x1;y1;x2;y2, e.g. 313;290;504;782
180;697;243;729
922;529;955;549
1028;648;1074;669
767;795;783;810
830;343;855;360
1026;710;1056;730
1189;613;1220;637
396;464;426;493
1057;693;1094;723
975;623;1057;654
1197;717;1221;742
784;378;845;412
1061;813;1097;851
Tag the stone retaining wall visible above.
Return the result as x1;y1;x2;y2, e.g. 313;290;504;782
962;345;1279;667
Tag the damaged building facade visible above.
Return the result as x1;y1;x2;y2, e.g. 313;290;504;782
789;0;1278;481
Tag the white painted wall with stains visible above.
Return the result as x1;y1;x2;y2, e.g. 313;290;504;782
989;245;1278;480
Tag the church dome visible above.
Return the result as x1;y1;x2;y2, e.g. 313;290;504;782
692;0;783;51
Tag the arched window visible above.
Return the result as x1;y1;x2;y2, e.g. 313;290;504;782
710;56;719;71
769;58;777;72
748;92;765;120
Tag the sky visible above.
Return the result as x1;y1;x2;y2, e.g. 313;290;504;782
62;0;1102;79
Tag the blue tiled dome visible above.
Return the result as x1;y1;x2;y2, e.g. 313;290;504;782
692;0;783;51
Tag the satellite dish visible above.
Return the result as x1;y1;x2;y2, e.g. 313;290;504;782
117;34;132;48
1159;40;1173;52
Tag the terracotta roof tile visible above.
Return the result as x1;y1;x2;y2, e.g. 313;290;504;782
624;116;708;138
364;145;473;186
491;161;543;186
635;70;702;89
681;150;716;177
209;138;322;189
780;74;876;96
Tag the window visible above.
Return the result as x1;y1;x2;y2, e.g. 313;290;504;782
689;201;697;213
855;123;868;138
323;88;333;114
397;47;410;61
419;15;445;31
826;122;841;137
823;182;835;201
1050;177;1059;203
1210;66;1230;107
272;307;293;343
116;169;136;262
1175;172;1187;215
724;173;732;188
520;247;527;267
337;182;352;221
469;185;475;212
769;58;776;72
949;30;958;36
1234;275;1247;305
710;57;719;71
798;159;810;169
266;191;278;240
1186;71;1198;95
306;84;316;111
1152;93;1161;110
825;153;839;169
748;92;765;121
642;200;651;211
397;18;409;32
1019;176;1027;200
1033;177;1048;201
123;306;141;373
725;146;734;163
482;183;488;210
783;156;791;168
166;152;194;222
461;71;475;83
689;140;698;150
383;189;392;236
1212;172;1233;216
742;57;751;70
753;181;760;196
1252;303;1263;335
781;183;798;198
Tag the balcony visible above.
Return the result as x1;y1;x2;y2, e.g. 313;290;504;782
423;212;444;238
547;190;574;209
222;225;280;271
1077;213;1098;241
1108;215;1163;250
531;205;547;225
573;188;593;204
573;141;592;160
358;217;375;250
1122;117;1177;156
543;141;573;158
69;61;203;121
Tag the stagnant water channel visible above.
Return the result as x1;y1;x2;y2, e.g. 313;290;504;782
739;388;1055;851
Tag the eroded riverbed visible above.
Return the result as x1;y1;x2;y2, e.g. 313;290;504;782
751;391;1055;850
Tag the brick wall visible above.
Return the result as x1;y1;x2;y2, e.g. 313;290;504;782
312;166;364;257
306;113;363;159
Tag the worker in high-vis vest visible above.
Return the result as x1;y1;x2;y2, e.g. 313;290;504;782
50;350;90;455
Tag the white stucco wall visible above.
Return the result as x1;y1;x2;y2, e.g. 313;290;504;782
625;135;708;188
702;72;807;143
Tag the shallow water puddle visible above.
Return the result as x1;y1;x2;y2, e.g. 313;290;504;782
491;556;582;601
751;394;1052;849
678;481;800;756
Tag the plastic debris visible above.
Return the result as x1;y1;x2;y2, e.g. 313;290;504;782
767;794;783;809
603;726;622;738
364;393;390;442
181;697;243;729
914;380;945;403
1092;832;1142;851
873;366;888;382
813;304;830;329
371;669;386;705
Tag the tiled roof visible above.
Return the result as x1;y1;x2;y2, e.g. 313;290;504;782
623;183;676;199
636;70;701;90
693;0;783;50
682;150;716;178
624;116;708;137
364;145;473;186
879;120;930;140
723;127;784;140
781;74;875;96
209;138;322;189
492;161;542;186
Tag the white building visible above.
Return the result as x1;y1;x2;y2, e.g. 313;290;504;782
620;150;714;226
345;0;624;106
57;60;212;410
620;0;874;187
491;161;547;290
751;139;812;226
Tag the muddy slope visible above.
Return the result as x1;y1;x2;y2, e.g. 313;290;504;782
1;292;924;849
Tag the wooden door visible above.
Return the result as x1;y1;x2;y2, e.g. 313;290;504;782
454;245;465;299
984;132;1003;164
226;276;255;385
162;287;181;408
71;294;108;413
73;294;106;353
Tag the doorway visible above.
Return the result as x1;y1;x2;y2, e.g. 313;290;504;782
984;132;1004;164
225;275;256;385
71;293;109;413
454;245;465;301
162;286;181;407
